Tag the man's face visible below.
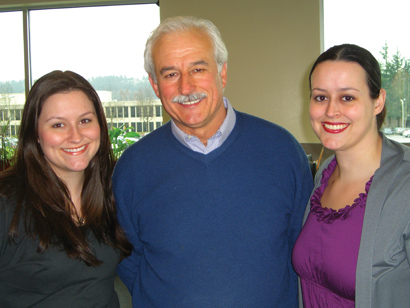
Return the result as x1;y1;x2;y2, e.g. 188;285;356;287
149;29;227;141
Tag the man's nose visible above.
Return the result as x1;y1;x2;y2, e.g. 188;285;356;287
179;73;195;95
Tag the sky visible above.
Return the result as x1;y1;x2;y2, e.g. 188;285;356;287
324;0;410;62
0;3;160;82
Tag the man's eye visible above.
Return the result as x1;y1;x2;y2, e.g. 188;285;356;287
165;73;177;78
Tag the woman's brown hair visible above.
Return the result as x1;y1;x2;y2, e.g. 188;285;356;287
1;70;131;265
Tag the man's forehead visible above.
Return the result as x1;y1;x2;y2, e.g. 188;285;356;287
162;27;208;38
154;29;211;50
152;30;214;67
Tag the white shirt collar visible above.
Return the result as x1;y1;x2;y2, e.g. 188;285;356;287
171;97;236;154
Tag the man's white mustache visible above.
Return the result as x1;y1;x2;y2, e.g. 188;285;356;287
172;92;207;104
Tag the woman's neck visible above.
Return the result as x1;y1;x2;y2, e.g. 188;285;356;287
334;134;383;182
60;172;85;217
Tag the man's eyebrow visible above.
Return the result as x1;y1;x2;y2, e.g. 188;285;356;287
160;66;176;76
192;60;209;66
159;60;210;76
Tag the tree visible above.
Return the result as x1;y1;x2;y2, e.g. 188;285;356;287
0;82;13;137
0;80;24;94
134;81;157;133
0;82;15;169
379;43;410;126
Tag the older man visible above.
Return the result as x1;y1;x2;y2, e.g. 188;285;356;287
113;16;312;307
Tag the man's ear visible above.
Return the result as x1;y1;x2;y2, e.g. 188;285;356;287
149;74;160;98
220;62;228;89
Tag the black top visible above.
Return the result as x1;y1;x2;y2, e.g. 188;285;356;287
0;195;121;308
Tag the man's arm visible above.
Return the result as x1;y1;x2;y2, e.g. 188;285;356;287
288;142;313;249
112;158;141;293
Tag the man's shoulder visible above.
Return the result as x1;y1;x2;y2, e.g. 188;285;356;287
137;122;171;144
114;123;172;169
122;123;170;152
235;111;298;142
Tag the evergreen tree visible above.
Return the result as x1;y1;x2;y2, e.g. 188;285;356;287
379;43;410;126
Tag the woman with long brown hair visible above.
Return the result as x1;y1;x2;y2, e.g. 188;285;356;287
0;70;131;307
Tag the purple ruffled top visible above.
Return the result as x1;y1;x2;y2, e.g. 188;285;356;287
292;158;373;308
310;158;372;224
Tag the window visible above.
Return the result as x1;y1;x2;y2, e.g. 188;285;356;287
0;11;24;89
131;122;137;132
0;2;160;141
137;122;142;132
156;105;162;117
324;0;410;142
0;11;24;137
10;110;21;121
117;107;123;118
11;125;19;136
142;106;154;117
29;4;159;82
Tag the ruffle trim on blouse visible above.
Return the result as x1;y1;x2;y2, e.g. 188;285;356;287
310;158;373;224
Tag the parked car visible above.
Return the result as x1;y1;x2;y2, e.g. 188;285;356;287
393;127;406;135
381;127;393;135
403;129;410;138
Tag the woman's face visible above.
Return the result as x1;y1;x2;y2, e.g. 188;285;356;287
309;60;385;153
37;90;101;180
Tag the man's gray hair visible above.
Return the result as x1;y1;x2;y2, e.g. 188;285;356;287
144;16;228;83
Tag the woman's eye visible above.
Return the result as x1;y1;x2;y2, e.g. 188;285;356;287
52;123;63;128
314;95;327;102
342;96;354;102
80;119;91;124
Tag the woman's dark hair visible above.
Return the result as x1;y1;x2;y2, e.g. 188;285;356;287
309;44;386;130
0;70;131;265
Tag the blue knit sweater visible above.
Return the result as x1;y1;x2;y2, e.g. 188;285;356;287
113;111;313;308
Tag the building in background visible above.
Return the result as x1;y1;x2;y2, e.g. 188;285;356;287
0;91;163;137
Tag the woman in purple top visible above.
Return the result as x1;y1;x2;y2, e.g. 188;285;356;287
293;44;410;307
